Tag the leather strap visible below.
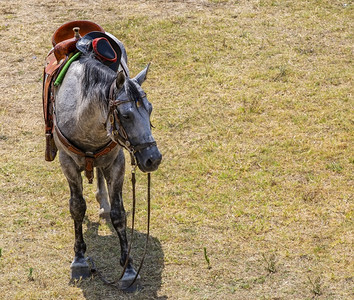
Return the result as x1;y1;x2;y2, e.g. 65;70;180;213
54;117;117;184
43;52;68;132
107;82;156;155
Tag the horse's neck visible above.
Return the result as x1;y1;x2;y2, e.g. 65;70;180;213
55;62;110;150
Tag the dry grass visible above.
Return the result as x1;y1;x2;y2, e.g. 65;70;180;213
0;0;353;299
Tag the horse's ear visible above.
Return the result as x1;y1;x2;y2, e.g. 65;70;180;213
134;63;150;86
116;71;125;90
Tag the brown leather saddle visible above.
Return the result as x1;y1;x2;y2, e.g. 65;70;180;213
42;21;106;161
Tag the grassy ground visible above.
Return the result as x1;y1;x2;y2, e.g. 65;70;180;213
0;0;353;299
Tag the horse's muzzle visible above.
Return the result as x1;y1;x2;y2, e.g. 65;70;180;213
135;145;162;172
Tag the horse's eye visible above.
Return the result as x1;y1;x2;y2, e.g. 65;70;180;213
122;114;131;120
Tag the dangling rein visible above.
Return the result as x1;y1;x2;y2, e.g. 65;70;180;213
87;159;151;291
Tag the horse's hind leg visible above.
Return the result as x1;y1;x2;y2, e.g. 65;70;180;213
59;152;90;279
96;168;110;220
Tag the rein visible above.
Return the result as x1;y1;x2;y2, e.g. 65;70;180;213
88;165;151;291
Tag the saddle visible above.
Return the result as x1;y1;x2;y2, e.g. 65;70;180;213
42;21;121;161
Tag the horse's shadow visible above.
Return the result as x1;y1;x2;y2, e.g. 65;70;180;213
75;217;167;299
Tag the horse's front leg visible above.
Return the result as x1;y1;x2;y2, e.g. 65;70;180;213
102;150;139;285
59;151;90;279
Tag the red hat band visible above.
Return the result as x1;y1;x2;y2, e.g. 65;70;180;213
92;37;117;63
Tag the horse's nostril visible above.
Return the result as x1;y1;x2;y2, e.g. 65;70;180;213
138;150;162;172
146;158;153;168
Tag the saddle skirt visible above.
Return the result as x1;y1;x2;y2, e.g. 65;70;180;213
42;50;66;161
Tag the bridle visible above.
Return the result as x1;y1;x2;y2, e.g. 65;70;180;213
106;80;157;161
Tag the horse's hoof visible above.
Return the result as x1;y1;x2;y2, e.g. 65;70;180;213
70;257;91;280
119;267;141;292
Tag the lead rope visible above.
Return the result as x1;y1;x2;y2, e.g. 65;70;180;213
88;152;151;291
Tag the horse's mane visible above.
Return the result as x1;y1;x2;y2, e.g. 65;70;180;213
80;54;116;103
80;54;146;110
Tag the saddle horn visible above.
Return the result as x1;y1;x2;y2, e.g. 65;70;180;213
53;27;81;62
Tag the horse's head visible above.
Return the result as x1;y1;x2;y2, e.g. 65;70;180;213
107;65;162;172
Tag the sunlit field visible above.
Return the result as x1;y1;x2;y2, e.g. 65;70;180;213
0;1;352;299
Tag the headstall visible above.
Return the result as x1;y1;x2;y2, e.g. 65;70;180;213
106;80;157;161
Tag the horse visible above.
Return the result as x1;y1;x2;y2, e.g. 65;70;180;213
52;33;162;287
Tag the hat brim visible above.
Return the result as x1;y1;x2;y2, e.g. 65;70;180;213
76;31;122;72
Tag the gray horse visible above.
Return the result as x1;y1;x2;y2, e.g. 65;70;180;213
53;34;162;286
